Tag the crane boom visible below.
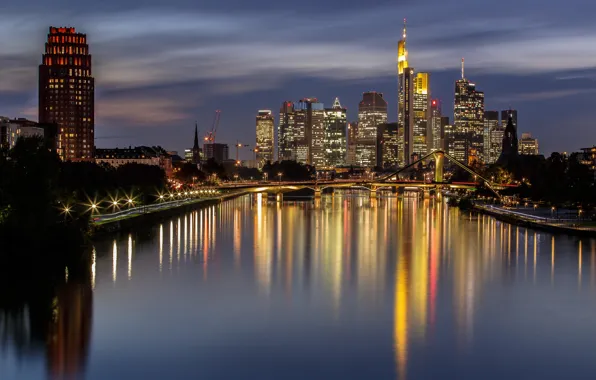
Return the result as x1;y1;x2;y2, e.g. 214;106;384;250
203;110;222;143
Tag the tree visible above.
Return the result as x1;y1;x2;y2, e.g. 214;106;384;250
175;162;206;184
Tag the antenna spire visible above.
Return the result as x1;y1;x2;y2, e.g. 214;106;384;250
461;57;465;79
402;18;407;40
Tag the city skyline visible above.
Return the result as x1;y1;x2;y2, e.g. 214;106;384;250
1;2;595;157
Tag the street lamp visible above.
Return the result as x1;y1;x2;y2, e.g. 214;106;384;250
278;172;283;183
264;172;268;181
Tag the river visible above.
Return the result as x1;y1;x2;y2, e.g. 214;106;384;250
2;193;596;379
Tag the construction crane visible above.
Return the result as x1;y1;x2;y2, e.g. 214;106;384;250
203;110;221;143
235;141;249;166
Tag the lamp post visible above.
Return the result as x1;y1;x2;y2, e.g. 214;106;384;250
278;172;282;183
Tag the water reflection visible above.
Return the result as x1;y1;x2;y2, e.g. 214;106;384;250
0;266;93;380
5;194;596;380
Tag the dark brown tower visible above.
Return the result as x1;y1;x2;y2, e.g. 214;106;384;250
39;27;94;161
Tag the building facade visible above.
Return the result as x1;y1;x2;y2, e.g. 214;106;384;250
255;110;275;168
357;92;388;167
95;146;173;177
203;143;229;163
397;20;409;167
323;98;347;168
277;98;324;166
483;111;500;164
519;133;539;155
412;72;430;158
377;122;399;168
346;122;358;166
39;27;94;161
429;100;443;152
501;110;517;131
453;60;484;164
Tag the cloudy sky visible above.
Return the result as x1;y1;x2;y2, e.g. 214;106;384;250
1;0;595;158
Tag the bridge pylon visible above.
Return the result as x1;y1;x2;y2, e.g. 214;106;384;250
433;150;444;183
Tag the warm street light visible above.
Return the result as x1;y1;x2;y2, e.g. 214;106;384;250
278;172;283;183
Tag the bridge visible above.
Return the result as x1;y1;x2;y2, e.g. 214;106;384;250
215;150;514;199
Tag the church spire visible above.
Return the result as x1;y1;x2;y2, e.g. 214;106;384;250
193;121;199;150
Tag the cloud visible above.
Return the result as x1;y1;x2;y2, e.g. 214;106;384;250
495;88;596;102
96;95;194;125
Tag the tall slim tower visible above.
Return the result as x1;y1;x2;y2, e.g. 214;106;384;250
192;122;201;164
430;99;443;152
397;19;409;167
453;58;484;164
256;110;274;168
39;27;94;161
412;72;430;158
323;98;347;168
357;92;387;167
278;101;295;161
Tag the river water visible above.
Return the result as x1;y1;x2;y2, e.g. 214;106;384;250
2;193;596;380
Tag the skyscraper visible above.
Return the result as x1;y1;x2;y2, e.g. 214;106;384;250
39;27;94;161
412;72;430;158
453;59;484;164
278;101;295;161
323;98;347;168
346;122;358;166
277;98;324;166
402;68;415;164
397;20;409;167
377;122;399;168
357;92;388;167
429;100;444;151
255;110;274;168
483;111;500;164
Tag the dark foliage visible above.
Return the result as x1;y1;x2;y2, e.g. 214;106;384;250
262;160;314;181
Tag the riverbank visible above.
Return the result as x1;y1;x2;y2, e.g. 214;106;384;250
92;190;249;237
473;203;596;238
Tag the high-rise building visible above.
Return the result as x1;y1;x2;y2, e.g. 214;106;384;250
453;59;484;164
444;123;456;157
501;110;518;131
402;68;415;164
357;92;388;167
483;111;500;164
277;99;324;166
203;143;229;163
255;110;274;168
519;132;539;155
397;20;409;167
412;72;430;158
39;27;94;161
429;100;443;152
323;98;347;168
278;101;295;161
377;122;399;168
346;122;358;166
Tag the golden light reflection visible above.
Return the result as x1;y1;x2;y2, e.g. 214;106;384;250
159;224;163;272
91;247;96;290
112;240;117;283
169;221;174;271
394;244;408;380
551;236;555;284
128;234;133;280
578;240;583;289
177;218;181;264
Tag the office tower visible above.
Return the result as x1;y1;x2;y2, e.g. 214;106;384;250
519;133;539;155
429;100;443;152
377;122;399;168
255;110;274;168
357;92;388;167
401;68;415;164
278;101;295;161
39;27;94;161
453;59;484;164
346;122;358;166
483;111;499;164
444;123;456;157
397;19;409;167
412;72;430;158
323;98;347;168
203;143;229;163
277;99;324;166
501;110;518;131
